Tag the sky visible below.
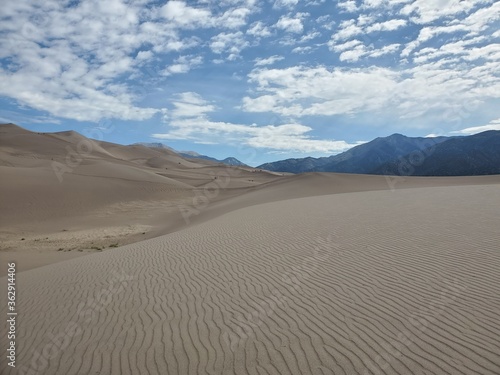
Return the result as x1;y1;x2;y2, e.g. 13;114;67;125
0;0;499;166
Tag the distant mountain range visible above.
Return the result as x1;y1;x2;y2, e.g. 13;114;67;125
375;131;500;176
177;151;248;167
135;143;247;167
135;142;176;151
257;131;500;176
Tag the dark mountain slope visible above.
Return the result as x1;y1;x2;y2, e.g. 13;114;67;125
375;131;500;176
258;134;450;174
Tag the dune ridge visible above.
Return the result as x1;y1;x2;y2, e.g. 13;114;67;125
5;123;499;274
0;123;282;270
1;184;499;374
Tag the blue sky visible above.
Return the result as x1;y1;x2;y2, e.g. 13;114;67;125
0;0;499;166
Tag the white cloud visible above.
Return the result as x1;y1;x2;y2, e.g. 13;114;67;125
155;91;361;153
453;118;500;135
400;0;486;24
366;19;407;32
337;0;358;13
401;24;468;57
241;95;279;112
369;43;401;57
160;1;213;28
0;0;263;122
218;6;254;28
356;14;376;26
275;15;304;33
462;2;500;34
305;0;326;5
154;90;364;153
245;125;361;153
247;21;272;37
242;62;500;123
254;55;284;66
169;92;216;119
0;0;215;122
316;15;335;30
463;43;500;61
243;66;400;116
329;39;363;52
273;0;299;8
361;0;411;10
329;40;400;61
154;119;361;153
210;31;249;57
331;19;363;40
339;45;369;62
299;31;322;43
331;17;406;45
161;55;203;76
136;50;153;62
1;0;498;142
292;46;314;54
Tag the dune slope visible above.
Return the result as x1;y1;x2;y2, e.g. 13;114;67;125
1;184;499;375
0;124;281;270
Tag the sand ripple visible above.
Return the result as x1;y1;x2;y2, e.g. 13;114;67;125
1;185;500;374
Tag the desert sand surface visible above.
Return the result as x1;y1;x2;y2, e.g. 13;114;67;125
1;184;500;374
5;122;499;275
2;123;499;275
1;123;500;374
0;123;283;273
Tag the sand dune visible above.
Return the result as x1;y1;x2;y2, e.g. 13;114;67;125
1;184;500;374
0;124;281;270
1;123;500;374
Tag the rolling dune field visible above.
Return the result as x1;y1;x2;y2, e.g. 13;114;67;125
1;183;499;375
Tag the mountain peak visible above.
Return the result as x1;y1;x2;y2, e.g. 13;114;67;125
258;131;500;176
258;133;450;174
134;142;176;151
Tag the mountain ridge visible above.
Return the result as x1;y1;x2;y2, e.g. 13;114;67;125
135;142;247;167
258;133;452;174
258;131;500;176
375;130;500;176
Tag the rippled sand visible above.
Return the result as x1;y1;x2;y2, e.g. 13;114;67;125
2;184;500;374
